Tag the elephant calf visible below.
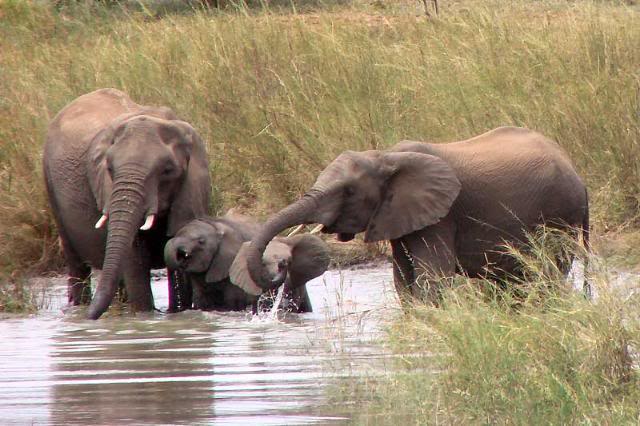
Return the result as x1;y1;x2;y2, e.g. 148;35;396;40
164;213;330;313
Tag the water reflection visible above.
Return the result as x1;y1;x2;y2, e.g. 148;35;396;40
50;318;217;425
0;265;398;425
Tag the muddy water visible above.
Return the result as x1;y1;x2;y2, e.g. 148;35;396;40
0;265;398;425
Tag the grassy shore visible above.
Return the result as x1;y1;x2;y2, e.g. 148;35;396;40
345;234;640;423
349;280;640;424
1;0;639;281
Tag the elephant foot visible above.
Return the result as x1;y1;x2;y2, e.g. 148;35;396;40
67;278;91;305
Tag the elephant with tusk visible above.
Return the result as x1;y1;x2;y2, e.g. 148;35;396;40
43;89;211;319
237;126;590;304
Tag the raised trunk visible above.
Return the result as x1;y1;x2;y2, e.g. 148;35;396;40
246;195;319;290
87;171;147;319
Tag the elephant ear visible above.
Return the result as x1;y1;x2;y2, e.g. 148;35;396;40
87;119;133;213
229;242;265;296
205;222;244;284
364;152;461;242
167;121;212;236
285;234;330;289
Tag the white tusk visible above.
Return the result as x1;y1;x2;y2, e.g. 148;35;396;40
286;224;305;237
140;214;155;231
309;224;324;234
94;214;108;229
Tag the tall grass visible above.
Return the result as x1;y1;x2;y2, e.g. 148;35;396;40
1;0;639;277
349;233;640;424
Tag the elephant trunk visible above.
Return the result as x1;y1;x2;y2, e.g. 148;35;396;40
269;267;288;288
247;194;319;290
87;169;147;320
163;239;182;271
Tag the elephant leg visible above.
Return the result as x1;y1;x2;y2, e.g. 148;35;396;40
400;218;456;305
117;279;129;303
68;262;91;305
554;226;579;277
390;239;415;299
190;275;208;310
223;282;251;311
290;285;312;313
279;276;312;313
60;236;92;305
121;237;154;312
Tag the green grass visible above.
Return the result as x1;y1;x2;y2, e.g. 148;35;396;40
1;0;639;302
347;233;640;424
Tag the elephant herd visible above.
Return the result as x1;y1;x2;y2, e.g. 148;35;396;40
43;89;589;320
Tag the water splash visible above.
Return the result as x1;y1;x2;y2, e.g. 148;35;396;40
268;284;286;317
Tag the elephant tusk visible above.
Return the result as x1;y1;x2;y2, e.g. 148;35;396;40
94;214;108;229
140;214;155;231
286;224;305;237
309;224;324;234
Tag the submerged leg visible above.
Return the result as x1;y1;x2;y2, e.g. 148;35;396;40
122;237;154;312
61;236;92;305
398;218;456;305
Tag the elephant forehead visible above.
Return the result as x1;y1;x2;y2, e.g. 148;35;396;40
175;221;209;238
328;151;382;177
264;241;291;261
116;116;175;140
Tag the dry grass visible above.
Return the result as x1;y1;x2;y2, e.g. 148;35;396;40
349;231;640;424
0;0;639;301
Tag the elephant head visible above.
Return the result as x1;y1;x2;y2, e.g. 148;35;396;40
86;112;210;319
243;150;460;291
164;218;245;284
230;234;330;296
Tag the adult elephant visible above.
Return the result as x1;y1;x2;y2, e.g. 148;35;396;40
164;212;329;312
43;88;211;319
241;127;589;302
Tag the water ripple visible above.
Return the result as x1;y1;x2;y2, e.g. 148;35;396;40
0;265;398;425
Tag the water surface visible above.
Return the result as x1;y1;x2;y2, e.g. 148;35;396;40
0;265;398;425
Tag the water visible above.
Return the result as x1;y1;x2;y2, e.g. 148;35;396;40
0;265;399;425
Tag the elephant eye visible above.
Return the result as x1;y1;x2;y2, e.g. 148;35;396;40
344;186;355;196
197;237;206;245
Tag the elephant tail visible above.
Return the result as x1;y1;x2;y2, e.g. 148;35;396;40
581;187;591;299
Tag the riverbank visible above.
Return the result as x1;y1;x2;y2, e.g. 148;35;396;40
340;239;640;424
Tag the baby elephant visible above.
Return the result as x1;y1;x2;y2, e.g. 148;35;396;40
231;235;331;312
164;214;329;312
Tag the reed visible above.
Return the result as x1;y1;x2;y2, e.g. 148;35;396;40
1;0;638;293
350;230;640;423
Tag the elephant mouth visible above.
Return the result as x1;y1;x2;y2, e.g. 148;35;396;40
172;247;194;270
321;224;355;242
337;233;355;242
